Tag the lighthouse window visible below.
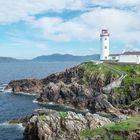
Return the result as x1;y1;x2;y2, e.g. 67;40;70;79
105;46;107;49
105;38;107;40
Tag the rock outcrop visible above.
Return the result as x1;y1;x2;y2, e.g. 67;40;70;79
5;66;84;94
23;109;111;140
9;116;31;127
6;79;44;94
37;82;117;113
6;62;119;113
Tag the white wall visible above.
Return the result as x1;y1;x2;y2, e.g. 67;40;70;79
100;36;109;60
109;56;119;61
119;55;140;64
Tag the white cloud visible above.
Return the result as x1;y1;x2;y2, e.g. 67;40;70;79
8;35;48;51
28;8;140;44
0;0;85;24
1;0;140;24
0;0;140;47
89;0;140;8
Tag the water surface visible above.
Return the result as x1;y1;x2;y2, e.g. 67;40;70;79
0;61;81;140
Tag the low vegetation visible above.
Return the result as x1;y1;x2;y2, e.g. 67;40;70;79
127;98;140;108
107;63;140;106
38;115;47;122
78;62;119;86
58;112;68;119
111;64;140;86
79;116;140;139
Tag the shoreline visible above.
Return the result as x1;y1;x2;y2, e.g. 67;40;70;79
4;89;39;96
0;121;24;130
33;99;90;113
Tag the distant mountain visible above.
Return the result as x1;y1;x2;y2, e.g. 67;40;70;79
32;54;100;62
0;57;19;63
0;54;100;63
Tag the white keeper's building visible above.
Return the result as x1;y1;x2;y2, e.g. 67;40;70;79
100;29;140;64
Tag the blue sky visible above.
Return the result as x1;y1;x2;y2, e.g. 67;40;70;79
0;0;140;59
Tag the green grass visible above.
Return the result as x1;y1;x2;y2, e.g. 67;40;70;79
107;64;140;100
79;116;140;139
58;112;68;119
109;116;140;132
38;114;47;122
79;128;104;139
127;98;140;107
78;62;119;86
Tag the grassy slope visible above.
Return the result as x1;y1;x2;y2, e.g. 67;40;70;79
78;62;119;86
109;64;140;106
38;63;140;140
79;116;140;140
79;63;140;139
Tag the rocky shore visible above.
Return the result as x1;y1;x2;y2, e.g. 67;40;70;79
23;109;112;140
5;62;140;140
6;62;119;113
7;62;140;114
8;108;140;140
23;108;137;140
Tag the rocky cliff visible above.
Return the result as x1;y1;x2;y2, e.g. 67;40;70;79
6;79;44;94
6;62;119;113
6;62;140;113
23;109;112;140
6;62;140;140
22;109;140;140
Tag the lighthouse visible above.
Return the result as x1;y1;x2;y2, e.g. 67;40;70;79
100;29;110;61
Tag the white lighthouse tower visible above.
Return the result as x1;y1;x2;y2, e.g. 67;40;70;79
100;29;110;61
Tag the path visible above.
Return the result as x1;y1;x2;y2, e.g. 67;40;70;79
102;63;127;93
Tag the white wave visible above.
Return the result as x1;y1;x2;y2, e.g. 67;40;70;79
3;89;12;93
0;122;9;126
2;83;8;86
48;102;54;105
0;83;8;92
0;87;5;92
0;122;24;130
14;92;38;96
16;123;24;130
33;100;47;105
2;89;38;96
33;99;39;103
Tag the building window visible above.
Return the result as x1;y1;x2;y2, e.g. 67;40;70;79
105;46;107;49
105;56;107;60
112;57;116;60
105;38;107;40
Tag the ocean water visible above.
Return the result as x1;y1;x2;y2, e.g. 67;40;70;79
0;61;81;140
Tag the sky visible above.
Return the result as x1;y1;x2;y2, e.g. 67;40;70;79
0;0;140;59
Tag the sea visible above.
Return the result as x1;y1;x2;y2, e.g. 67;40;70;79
0;61;81;140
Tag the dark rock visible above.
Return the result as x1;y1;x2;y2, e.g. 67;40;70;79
6;63;119;113
9;116;31;127
5;79;44;94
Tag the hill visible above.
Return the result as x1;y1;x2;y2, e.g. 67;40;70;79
0;57;19;63
0;54;100;63
32;54;100;62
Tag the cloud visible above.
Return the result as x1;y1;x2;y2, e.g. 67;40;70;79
1;0;140;24
89;0;140;9
28;8;140;44
7;35;48;51
0;0;140;47
0;0;86;24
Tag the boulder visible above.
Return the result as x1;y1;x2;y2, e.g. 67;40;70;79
24;109;111;140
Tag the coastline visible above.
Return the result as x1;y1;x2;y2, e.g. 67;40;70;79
4;62;140;140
